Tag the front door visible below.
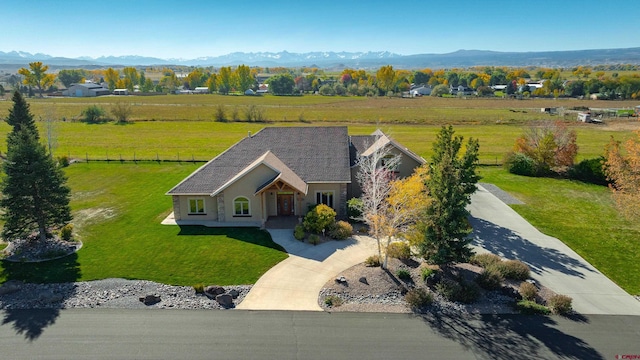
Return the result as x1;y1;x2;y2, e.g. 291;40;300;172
277;194;294;216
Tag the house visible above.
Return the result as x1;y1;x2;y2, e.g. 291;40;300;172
450;85;473;96
165;127;425;227
63;83;111;97
410;85;432;97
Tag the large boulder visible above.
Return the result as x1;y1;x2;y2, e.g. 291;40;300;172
228;289;240;299
205;286;225;297
139;294;161;305
216;294;234;308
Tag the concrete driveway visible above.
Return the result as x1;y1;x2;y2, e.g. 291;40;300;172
239;184;640;315
236;230;377;311
469;184;640;315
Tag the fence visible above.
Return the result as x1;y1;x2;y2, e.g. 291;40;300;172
66;152;209;164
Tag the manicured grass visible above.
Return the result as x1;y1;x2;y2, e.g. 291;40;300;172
479;166;640;295
0;163;288;286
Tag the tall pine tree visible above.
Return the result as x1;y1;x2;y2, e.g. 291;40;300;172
418;125;480;264
1;91;71;243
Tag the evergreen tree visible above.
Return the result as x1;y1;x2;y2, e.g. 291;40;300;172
1;91;72;243
418;125;480;264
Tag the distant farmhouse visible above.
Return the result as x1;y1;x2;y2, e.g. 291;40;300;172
165;127;424;227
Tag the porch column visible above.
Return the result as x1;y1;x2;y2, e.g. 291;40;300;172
339;183;347;217
217;192;225;222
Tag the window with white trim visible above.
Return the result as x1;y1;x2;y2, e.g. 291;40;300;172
315;191;334;208
188;198;206;214
234;196;250;216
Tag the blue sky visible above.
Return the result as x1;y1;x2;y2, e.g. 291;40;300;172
3;0;638;59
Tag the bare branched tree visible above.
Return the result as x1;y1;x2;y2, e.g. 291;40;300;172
354;137;401;268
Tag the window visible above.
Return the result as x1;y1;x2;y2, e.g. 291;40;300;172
381;155;400;172
234;196;250;216
188;198;205;214
316;191;334;208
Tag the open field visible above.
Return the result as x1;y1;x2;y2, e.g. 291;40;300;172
479;167;640;295
0;94;635;164
0;120;638;165
0;163;288;286
0;94;637;125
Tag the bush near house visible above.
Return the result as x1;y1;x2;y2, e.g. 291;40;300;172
386;242;411;260
303;204;336;233
329;220;352;240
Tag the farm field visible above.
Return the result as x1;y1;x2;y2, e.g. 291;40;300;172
0;94;637;124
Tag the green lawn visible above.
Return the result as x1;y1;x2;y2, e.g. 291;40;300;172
479;166;640;295
0;163;288;286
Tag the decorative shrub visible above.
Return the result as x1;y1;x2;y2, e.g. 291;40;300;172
436;278;480;304
193;284;205;294
293;225;305;241
303;204;336;233
493;260;530;281
504;152;537;177
346;197;363;219
60;224;74;241
364;255;381;267
324;295;343;307
405;288;433;308
396;268;411;281
386;242;411;260
309;234;320;245
548;294;573;315
329;221;353;240
421;267;435;282
516;300;550;315
470;253;502;268
568;157;608;185
475;268;504;290
57;155;70;167
519;282;538;301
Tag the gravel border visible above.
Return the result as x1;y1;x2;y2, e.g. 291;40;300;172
0;278;251;310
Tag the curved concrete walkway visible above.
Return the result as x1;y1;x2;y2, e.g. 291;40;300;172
236;230;377;311
469;185;640;316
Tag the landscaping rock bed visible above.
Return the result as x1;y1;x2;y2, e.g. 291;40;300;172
2;236;81;262
0;278;251;310
319;257;556;314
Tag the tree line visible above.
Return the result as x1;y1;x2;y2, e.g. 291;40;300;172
12;61;640;100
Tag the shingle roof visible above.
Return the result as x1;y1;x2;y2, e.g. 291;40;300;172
349;131;426;167
167;126;351;195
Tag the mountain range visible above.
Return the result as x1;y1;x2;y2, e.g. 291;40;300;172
1;48;639;69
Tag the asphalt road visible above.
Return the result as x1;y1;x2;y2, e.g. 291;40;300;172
1;309;639;359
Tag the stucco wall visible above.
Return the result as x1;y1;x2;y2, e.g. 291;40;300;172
174;195;218;221
222;164;277;223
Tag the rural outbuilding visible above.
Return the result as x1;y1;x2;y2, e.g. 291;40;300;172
64;83;111;97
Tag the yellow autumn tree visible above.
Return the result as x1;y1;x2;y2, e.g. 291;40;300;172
376;65;397;96
605;132;640;219
379;165;430;268
18;62;55;97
